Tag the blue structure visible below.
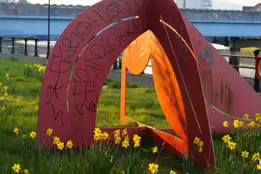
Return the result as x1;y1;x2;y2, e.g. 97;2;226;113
0;3;261;39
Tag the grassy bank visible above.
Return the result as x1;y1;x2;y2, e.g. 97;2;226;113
0;57;260;174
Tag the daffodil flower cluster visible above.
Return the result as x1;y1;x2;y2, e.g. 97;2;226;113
193;137;204;152
0;74;9;113
46;128;74;150
222;134;236;151
93;128;109;141
24;63;46;73
222;113;261;171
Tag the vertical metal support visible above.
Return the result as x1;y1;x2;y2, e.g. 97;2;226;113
119;56;122;69
254;49;261;92
213;37;217;43
11;37;15;54
224;37;229;47
24;37;28;55
46;0;51;59
34;37;39;57
229;38;240;72
0;36;2;53
113;59;118;70
120;56;128;124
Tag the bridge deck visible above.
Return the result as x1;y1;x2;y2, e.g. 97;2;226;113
0;2;261;21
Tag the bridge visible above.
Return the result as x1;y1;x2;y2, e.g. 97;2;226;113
1;2;261;38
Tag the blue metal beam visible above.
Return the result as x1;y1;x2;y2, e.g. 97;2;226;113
0;16;261;38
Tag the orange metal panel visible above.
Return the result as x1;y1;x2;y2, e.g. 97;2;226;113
124;30;152;75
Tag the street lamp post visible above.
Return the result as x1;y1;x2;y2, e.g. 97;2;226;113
46;0;51;59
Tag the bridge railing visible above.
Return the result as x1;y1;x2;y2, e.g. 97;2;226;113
1;2;261;21
0;36;259;91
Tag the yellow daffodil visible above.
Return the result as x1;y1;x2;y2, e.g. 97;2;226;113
134;141;140;148
247;121;256;128
100;132;109;140
57;142;64;150
223;121;229;127
4;93;8;97
12;164;21;173
115;136;121;145
152;146;158;154
53;137;60;144
251;153;260;162
0;83;2;87
241;151;249;158
122;139;130;148
114;129;120;138
193;137;200;145
256;113;261;122
133;134;141;148
46;128;53;136
199;147;203;152
148;163;159;174
243;114;250;120
94;128;102;135
93;128;102;141
133;134;141;142
23;169;29;174
239;121;244;127
66;140;73;148
222;134;231;144
227;141;236;151
30;131;36;139
233;120;241;129
257;164;261;170
94;134;101;141
198;141;204;147
170;170;177;174
122;129;128;136
13;127;19;135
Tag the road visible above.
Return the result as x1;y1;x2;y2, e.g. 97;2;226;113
0;53;155;87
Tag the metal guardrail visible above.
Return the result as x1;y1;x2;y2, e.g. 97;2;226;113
0;36;258;83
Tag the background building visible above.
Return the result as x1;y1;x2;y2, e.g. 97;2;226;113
175;0;213;9
243;3;261;11
0;0;16;3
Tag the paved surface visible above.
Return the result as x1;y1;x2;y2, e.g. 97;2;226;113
0;52;257;88
0;52;155;87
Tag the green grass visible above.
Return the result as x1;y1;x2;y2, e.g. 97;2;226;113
0;57;181;174
0;56;261;174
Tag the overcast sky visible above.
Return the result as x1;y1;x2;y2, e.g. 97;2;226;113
26;0;260;7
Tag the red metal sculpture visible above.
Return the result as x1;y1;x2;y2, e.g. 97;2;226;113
38;0;261;168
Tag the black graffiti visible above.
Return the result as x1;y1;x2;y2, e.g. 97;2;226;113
95;0;140;23
77;102;97;116
46;101;64;127
46;0;141;125
75;64;103;88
